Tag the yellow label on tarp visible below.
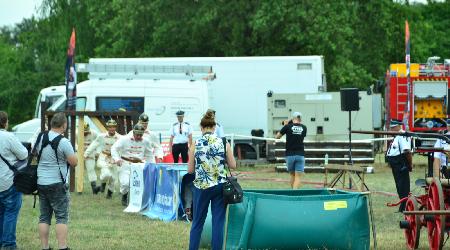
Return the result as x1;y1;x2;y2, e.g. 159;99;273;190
324;201;348;211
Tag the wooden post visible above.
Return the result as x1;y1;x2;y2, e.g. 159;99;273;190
69;114;76;192
76;116;85;193
91;117;107;133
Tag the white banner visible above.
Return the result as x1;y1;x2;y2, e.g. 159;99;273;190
124;163;145;213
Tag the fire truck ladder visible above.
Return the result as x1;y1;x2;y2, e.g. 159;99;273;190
76;62;216;81
394;65;408;118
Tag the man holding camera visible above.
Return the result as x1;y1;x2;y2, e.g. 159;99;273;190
276;111;307;189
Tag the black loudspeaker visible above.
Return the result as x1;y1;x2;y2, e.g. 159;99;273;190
340;88;360;111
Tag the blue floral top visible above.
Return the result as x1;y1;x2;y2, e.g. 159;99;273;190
193;133;227;189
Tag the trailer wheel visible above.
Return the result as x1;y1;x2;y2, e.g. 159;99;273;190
404;197;421;249
426;178;445;250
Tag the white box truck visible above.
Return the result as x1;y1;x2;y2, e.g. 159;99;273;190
13;56;326;159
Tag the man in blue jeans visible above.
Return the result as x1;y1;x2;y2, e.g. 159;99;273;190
0;111;28;249
276;111;307;189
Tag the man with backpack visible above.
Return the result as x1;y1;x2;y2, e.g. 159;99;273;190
0;111;28;250
36;113;77;250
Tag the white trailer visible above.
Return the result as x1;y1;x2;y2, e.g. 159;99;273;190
89;56;326;136
13;56;326;160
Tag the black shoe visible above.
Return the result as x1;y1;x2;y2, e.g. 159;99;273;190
121;194;128;206
100;183;107;193
90;182;101;195
106;190;113;199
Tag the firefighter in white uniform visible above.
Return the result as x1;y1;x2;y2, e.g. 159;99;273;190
112;124;159;206
207;109;225;138
386;119;412;212
169;110;193;163
85;119;121;199
433;120;450;178
77;123;100;194
127;113;164;163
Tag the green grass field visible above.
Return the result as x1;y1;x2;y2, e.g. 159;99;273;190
15;158;436;249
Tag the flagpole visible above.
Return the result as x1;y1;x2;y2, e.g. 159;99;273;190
404;20;411;131
65;28;77;192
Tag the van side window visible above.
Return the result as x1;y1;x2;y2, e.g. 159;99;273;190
96;97;144;113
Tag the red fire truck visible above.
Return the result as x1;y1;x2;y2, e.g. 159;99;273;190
385;57;450;136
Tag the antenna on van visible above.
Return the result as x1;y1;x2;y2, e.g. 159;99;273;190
76;63;215;81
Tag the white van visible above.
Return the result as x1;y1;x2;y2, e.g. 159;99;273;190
12;79;208;143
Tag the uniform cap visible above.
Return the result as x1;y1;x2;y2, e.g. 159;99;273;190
292;112;302;118
139;113;149;123
84;122;90;131
389;119;403;128
133;124;145;135
106;119;118;127
176;110;185;116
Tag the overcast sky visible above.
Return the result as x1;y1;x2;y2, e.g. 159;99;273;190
0;0;42;27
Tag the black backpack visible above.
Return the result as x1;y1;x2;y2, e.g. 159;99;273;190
0;131;63;197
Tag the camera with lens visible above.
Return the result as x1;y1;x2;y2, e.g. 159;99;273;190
281;119;293;126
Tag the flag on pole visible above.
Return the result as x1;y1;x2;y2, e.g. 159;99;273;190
405;20;410;78
65;28;77;110
403;20;410;130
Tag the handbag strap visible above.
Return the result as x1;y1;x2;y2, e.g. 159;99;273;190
0;152;15;173
222;137;233;177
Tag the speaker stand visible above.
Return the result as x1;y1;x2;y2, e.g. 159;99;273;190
348;111;353;165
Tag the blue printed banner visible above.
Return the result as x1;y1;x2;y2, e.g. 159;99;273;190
142;163;188;221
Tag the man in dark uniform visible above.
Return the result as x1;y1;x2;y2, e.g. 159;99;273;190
386;119;412;212
169;110;193;163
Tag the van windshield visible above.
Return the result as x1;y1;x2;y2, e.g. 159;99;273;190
34;94;64;118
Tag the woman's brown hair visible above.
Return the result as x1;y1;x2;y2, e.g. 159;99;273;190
200;110;216;128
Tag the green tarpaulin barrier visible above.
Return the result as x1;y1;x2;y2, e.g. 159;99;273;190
201;188;370;250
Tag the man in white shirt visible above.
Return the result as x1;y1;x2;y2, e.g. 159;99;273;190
433;120;450;178
0;111;28;249
112;124;159;206
127;113;163;163
207;109;224;138
85;119;121;199
386;119;412;212
169;110;193;163
77;122;100;194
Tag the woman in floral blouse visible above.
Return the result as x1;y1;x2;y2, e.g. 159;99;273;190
187;110;236;250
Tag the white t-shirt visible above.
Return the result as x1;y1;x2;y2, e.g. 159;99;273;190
37;131;75;185
0;129;28;192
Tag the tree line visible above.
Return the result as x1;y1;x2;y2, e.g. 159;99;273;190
0;0;449;125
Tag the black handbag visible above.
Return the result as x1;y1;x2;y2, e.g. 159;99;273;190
0;132;43;195
222;138;243;205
